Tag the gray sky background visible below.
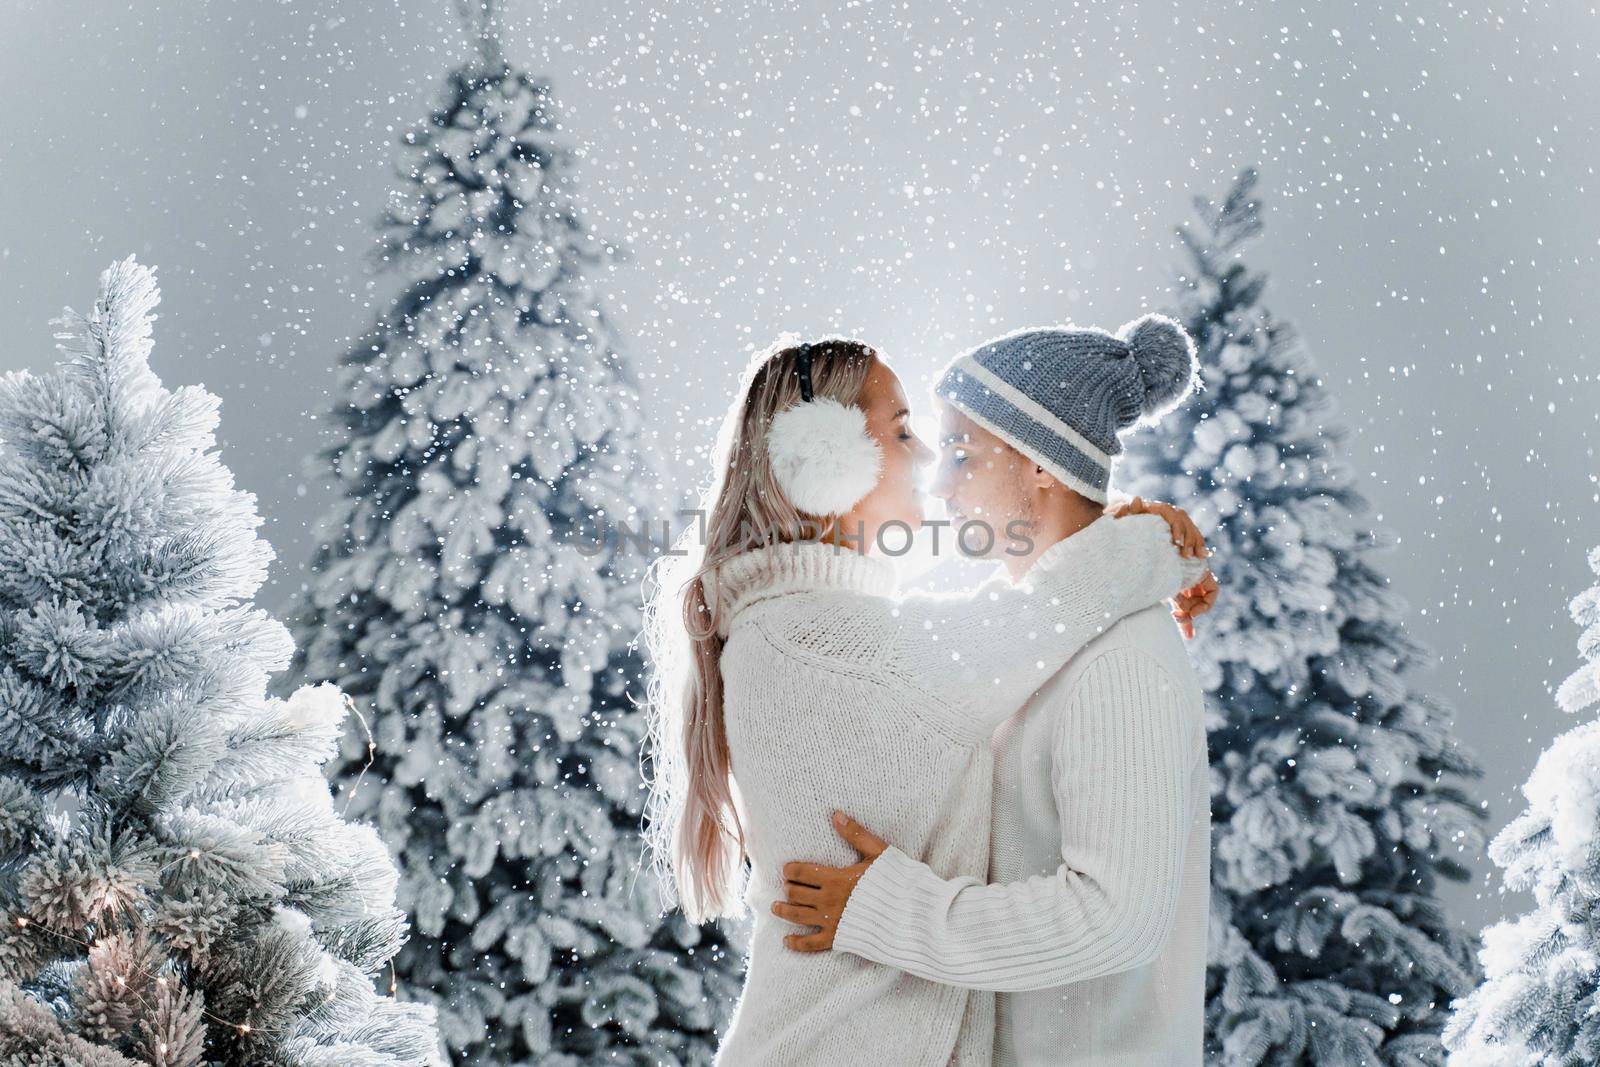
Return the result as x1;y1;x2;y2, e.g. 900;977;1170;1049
3;0;1597;938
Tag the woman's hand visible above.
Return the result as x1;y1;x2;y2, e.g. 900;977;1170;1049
1172;571;1219;639
1109;496;1218;638
1107;495;1208;559
772;812;888;952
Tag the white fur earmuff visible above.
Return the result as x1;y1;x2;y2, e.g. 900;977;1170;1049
766;397;883;516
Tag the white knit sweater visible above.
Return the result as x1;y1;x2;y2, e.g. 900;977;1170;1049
831;605;1210;1066
710;514;1207;1067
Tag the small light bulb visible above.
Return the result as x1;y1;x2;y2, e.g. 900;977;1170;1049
14;917;27;928
239;1024;251;1035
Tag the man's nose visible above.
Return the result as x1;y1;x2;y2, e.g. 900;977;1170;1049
927;463;954;501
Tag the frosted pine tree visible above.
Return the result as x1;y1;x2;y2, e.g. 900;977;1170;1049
0;257;437;1066
285;7;739;1063
1442;545;1600;1064
1122;171;1485;1065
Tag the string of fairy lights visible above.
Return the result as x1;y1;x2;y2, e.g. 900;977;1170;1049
7;694;397;1046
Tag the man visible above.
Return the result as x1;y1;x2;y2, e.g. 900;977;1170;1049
775;317;1218;1065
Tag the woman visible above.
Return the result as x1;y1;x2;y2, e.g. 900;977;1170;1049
643;337;1211;1066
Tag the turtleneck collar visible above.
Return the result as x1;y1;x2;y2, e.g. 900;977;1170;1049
709;541;899;637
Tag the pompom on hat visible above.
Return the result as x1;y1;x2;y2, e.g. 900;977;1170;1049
934;313;1199;504
1118;313;1200;422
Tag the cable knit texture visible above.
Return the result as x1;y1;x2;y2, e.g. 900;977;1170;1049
710;514;1207;1066
832;604;1210;1066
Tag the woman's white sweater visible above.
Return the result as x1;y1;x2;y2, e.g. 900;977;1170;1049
711;514;1207;1067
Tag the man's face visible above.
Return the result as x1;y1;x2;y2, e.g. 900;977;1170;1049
928;402;1039;557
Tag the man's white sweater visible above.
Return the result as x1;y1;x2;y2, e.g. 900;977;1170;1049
833;603;1210;1066
710;515;1207;1066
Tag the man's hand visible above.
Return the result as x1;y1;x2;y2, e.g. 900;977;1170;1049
1173;571;1219;640
773;812;888;952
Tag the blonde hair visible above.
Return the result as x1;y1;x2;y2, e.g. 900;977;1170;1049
642;337;877;922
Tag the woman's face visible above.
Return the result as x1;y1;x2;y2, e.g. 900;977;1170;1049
838;360;935;548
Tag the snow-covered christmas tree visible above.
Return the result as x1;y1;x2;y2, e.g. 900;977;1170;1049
284;5;740;1063
1442;544;1600;1064
1122;170;1486;1065
0;257;438;1066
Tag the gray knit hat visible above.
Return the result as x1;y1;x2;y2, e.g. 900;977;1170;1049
934;314;1199;504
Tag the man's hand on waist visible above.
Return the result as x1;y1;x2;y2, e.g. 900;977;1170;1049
773;811;889;952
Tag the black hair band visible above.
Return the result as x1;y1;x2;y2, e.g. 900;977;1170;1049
794;342;816;403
